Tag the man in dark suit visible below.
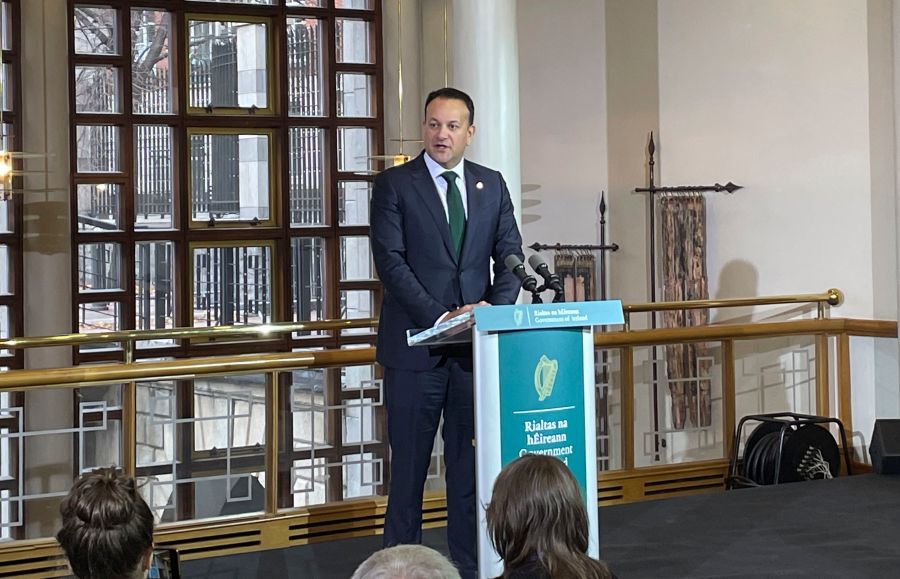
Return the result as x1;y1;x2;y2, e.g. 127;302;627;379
371;87;524;577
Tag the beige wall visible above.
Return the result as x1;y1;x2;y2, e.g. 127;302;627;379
517;0;610;270
657;0;875;320
605;0;659;318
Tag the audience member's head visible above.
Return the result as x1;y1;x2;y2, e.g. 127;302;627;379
351;544;461;579
57;467;154;579
486;454;613;579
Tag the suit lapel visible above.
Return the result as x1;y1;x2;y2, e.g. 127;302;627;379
410;153;457;263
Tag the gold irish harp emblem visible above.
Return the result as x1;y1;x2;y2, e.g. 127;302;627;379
533;355;558;402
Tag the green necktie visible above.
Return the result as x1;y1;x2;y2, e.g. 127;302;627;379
441;171;466;256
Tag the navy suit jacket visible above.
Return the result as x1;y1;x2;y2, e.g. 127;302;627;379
371;152;524;371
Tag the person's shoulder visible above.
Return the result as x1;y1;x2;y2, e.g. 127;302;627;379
498;561;550;579
376;154;425;185
464;159;500;178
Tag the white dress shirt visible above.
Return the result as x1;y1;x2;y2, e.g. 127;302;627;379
423;152;469;220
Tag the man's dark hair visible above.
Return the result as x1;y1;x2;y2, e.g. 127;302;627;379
57;467;154;579
424;87;475;126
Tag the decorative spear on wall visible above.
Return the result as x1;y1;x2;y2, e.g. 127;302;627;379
634;132;742;461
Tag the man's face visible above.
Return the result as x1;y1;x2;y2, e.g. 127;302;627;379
422;97;475;169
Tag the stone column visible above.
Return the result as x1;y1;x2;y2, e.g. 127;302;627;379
450;0;522;224
20;0;74;538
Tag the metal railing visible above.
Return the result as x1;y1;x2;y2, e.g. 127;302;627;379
0;288;869;572
0;288;844;354
0;318;378;361
622;288;843;329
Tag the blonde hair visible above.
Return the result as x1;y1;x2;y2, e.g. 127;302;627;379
486;455;612;579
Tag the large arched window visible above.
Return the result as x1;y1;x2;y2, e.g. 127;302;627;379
69;0;384;521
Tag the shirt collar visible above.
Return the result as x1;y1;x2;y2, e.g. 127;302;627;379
423;151;465;183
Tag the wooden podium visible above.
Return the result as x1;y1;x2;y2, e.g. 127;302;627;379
408;300;624;578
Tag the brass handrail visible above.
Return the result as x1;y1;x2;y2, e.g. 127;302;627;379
0;318;379;354
0;348;376;392
0;290;842;353
594;317;894;348
622;288;843;329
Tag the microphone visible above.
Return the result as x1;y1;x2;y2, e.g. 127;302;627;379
528;254;564;293
504;254;538;293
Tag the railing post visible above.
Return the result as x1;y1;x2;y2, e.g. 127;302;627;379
837;333;854;464
265;370;280;516
621;346;634;470
815;334;830;418
123;381;137;478
722;339;736;460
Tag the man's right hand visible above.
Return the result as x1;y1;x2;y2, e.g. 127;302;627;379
443;301;490;322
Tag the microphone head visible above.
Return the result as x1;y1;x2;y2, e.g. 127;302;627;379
528;253;548;271
504;254;524;272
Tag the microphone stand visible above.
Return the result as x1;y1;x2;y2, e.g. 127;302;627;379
551;287;565;303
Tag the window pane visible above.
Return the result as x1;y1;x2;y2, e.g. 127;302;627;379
73;5;118;55
135;241;175;340
78;301;122;351
338;181;371;226
341;358;375;391
340;236;373;281
1;2;11;51
0;200;9;234
287;18;324;117
290;457;327;507
79;242;122;292
132;10;172;115
337;127;372;172
336;18;373;64
76;125;120;173
287;0;325;7
340;290;373;336
338;0;374;8
77;183;121;232
193;375;266;451
0;122;10;152
192;245;272;327
136;380;176;468
291;237;325;329
75;65;120;114
343;452;382;500
138;374;267;522
289;363;327;450
337;73;373;118
0;246;10;295
190;132;270;223
79;385;124;472
188;20;269;110
1;63;12;113
135;125;174;229
188;0;274;4
289;127;325;226
0;306;9;352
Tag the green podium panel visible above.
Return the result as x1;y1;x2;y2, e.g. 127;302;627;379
473;301;623;578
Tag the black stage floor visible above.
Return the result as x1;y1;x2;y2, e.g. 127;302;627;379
182;474;900;578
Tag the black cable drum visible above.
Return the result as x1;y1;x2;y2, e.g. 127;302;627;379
741;423;840;485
